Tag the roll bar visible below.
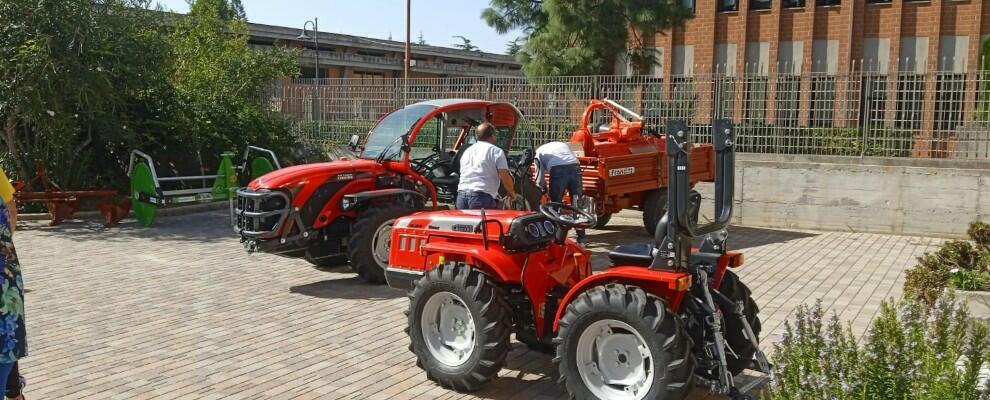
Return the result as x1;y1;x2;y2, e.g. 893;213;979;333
651;120;736;271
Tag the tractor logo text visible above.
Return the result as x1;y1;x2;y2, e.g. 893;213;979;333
608;167;635;177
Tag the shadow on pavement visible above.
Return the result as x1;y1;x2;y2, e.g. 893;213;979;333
19;210;236;243
728;226;819;249
289;276;403;300
584;224;819;251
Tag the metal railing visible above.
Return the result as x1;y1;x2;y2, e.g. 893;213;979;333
263;59;990;160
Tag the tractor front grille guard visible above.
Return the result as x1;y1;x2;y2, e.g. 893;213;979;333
232;188;291;239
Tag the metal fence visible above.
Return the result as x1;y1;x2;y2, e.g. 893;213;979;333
264;60;990;160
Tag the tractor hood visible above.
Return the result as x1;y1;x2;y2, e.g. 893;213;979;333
249;158;383;189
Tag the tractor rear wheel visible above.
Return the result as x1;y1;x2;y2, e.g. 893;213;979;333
407;262;512;392
348;203;416;283
642;189;667;237
719;270;762;375
556;284;694;400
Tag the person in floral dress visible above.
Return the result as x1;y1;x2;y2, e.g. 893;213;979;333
0;167;25;400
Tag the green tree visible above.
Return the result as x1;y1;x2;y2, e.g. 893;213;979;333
0;0;173;187
506;37;522;56
451;35;480;52
483;0;692;76
168;0;300;163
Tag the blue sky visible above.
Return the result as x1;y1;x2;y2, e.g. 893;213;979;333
155;0;523;54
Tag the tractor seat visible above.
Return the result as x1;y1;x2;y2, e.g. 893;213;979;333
608;243;655;267
432;175;458;188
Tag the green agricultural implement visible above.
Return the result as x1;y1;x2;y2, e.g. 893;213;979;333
128;146;280;226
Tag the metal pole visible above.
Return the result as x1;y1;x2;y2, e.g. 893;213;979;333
405;0;411;80
404;0;411;105
313;18;320;126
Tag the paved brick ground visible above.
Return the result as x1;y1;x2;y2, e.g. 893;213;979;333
14;210;941;399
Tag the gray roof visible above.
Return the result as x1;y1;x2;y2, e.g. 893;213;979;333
249;22;519;65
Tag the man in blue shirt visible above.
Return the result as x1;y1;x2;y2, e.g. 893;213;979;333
534;141;587;245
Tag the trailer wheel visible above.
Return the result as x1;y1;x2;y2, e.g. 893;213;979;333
556;284;694;400
348;203;415;283
719;271;762;375
407;262;511;392
642;189;667;236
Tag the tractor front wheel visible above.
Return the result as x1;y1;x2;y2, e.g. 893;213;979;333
407;262;512;392
556;284;694;400
348;203;416;283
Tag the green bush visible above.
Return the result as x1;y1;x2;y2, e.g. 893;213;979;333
732;125;914;157
769;294;990;400
905;221;990;304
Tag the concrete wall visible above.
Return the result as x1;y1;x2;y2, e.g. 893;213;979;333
696;154;990;238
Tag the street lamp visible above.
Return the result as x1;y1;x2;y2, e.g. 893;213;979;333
298;19;320;125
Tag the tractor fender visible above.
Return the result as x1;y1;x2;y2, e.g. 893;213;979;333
420;242;525;284
552;267;692;332
342;188;426;211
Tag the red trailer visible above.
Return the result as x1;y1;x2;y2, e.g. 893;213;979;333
566;99;715;234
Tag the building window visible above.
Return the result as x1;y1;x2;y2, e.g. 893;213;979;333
866;0;891;3
714;77;736;119
750;0;771;10
682;0;695;14
719;0;739;12
775;75;801;127
783;0;804;8
859;75;887;127
934;74;965;133
816;0;840;5
895;74;924;130
670;77;696;121
810;76;836;127
744;77;769;123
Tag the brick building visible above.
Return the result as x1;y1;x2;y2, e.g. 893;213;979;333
614;0;990;158
635;0;987;80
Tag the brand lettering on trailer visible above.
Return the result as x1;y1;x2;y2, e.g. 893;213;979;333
609;166;635;177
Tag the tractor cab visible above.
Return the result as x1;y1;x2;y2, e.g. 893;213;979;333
357;100;533;205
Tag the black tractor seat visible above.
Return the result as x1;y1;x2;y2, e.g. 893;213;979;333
431;175;459;188
608;243;656;267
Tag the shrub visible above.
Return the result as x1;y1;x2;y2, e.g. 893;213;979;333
769;294;990;400
905;221;990;304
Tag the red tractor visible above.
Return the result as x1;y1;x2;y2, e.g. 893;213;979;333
386;120;767;399
233;100;541;283
566;99;716;234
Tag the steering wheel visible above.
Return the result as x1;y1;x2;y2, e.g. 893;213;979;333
411;154;442;174
539;202;597;229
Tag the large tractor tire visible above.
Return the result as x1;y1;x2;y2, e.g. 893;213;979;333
642;189;667;236
407;262;512;392
556;284;695;400
719;270;762;375
348;203;416;283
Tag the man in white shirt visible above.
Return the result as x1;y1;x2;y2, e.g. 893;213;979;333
534;141;587;245
456;123;516;210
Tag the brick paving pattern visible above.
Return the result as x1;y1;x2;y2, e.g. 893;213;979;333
15;210;941;399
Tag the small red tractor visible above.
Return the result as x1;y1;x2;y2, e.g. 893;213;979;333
233;100;540;283
386;120;767;399
566;99;715;234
